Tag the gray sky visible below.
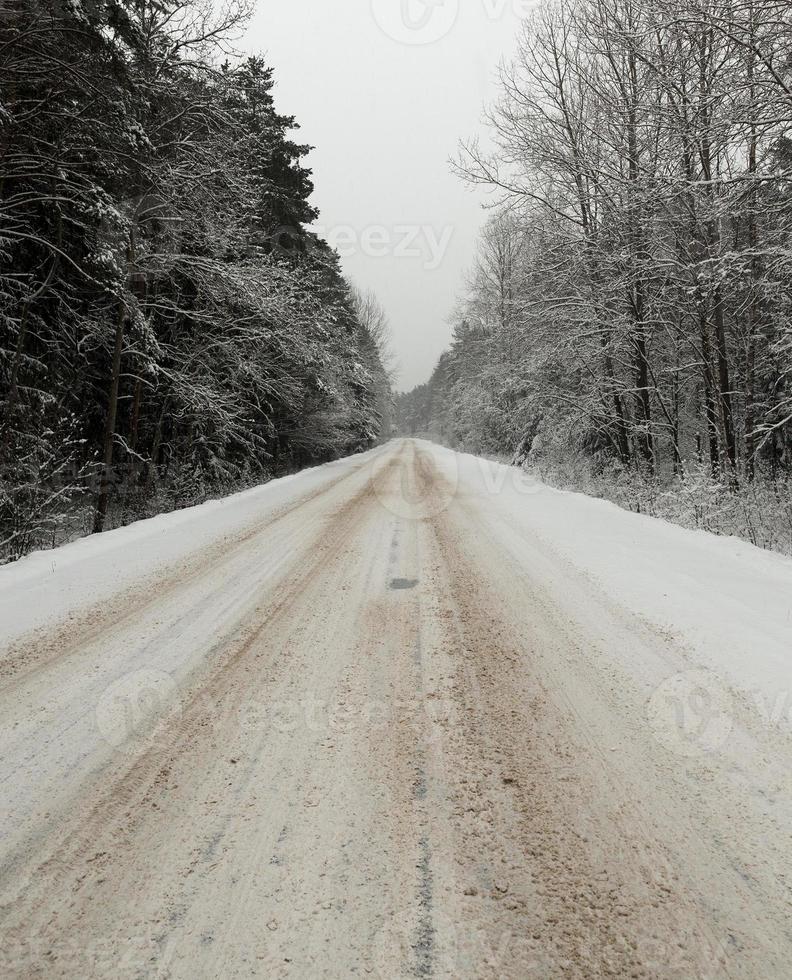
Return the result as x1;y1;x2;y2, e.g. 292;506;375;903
242;1;526;390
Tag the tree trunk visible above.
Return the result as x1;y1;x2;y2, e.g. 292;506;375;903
713;283;737;477
700;314;720;476
93;302;126;533
671;333;682;477
744;24;760;481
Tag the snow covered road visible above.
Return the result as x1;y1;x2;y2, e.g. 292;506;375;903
1;439;792;978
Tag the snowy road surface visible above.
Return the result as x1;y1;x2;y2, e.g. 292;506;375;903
1;439;792;979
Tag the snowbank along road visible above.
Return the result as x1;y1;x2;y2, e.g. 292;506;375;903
1;439;792;979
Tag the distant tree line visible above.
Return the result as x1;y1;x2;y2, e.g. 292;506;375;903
401;0;792;492
0;0;391;561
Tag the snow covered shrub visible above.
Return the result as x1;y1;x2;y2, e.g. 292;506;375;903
512;421;792;555
0;429;88;563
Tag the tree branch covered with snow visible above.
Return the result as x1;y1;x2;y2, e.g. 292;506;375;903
0;0;391;560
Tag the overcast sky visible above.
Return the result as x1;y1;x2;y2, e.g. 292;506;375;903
242;1;526;390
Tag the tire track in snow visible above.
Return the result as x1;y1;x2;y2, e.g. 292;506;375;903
0;454;377;692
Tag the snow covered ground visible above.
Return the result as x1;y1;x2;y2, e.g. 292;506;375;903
430;442;792;730
0;446;391;647
1;439;791;977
